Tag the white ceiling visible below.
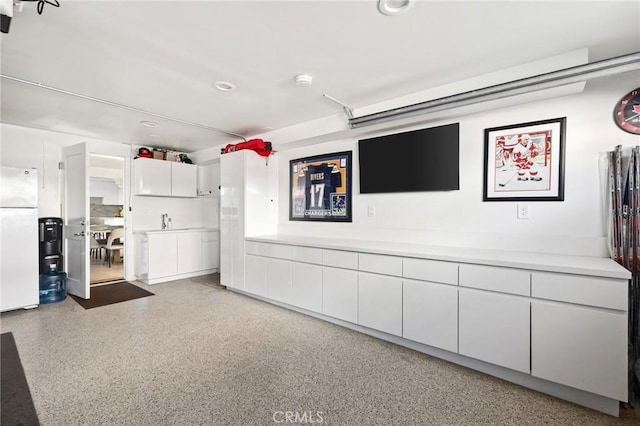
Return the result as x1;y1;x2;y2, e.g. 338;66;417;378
1;1;639;153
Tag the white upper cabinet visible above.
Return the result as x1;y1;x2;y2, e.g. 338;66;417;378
134;159;171;196
172;162;197;197
134;159;196;197
90;177;123;205
197;164;219;196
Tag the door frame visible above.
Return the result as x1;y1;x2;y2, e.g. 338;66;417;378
89;153;126;284
86;141;133;282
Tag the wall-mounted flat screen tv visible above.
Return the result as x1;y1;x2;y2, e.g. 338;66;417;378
358;123;460;194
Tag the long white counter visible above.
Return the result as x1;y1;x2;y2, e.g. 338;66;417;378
246;234;629;279
228;234;630;416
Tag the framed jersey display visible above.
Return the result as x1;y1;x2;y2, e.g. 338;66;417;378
290;151;352;222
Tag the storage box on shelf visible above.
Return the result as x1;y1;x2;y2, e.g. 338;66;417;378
239;236;630;416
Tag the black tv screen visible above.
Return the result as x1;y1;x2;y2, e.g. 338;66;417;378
358;123;459;193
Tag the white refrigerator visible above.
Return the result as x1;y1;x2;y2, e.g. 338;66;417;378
0;166;39;312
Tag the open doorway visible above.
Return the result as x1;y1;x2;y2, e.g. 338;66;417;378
89;154;125;285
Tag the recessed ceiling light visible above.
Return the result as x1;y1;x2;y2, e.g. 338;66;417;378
377;0;414;16
295;74;313;87
140;120;159;128
213;81;236;91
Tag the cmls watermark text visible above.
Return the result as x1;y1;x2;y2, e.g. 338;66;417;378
272;411;324;424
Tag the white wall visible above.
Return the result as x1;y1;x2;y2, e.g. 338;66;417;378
274;74;640;257
131;196;204;230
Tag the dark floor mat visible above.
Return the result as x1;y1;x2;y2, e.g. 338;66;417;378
69;281;154;309
1;332;40;426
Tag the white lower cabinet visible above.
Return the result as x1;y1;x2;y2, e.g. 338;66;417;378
358;273;402;336
177;231;202;274
459;288;530;373
136;230;219;284
403;279;458;352
202;231;220;270
245;254;267;297
531;300;627;401
322;267;358;323
292;262;323;313
266;258;293;304
147;233;178;279
239;238;631;413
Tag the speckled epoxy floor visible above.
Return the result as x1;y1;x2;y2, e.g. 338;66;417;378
2;274;640;426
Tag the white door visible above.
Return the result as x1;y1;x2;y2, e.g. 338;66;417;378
64;143;90;299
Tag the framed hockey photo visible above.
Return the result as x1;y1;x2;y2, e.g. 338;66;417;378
289;151;352;222
483;117;566;202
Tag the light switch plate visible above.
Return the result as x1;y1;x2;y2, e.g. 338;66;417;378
367;205;376;217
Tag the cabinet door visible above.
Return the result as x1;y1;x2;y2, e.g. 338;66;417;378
171;162;197;197
322;267;358;323
177;231;202;274
403;279;458;352
358;273;402;336
292;262;323;313
148;233;177;279
245;254;267;296
134;159;171;196
202;231;220;270
459;288;530;373
531;301;627;401
266;258;293;304
90;178;104;198
220;154;244;289
102;180;118;205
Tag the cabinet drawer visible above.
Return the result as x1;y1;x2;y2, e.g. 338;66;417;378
293;246;323;265
403;258;458;285
323;249;358;270
264;243;294;260
532;272;627;310
359;253;402;276
245;241;268;256
459;264;530;296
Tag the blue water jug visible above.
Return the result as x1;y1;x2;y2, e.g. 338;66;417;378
39;264;67;304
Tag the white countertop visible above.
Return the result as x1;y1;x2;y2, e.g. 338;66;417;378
133;228;219;234
246;234;631;280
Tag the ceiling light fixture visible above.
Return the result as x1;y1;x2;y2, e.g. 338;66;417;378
213;81;236;91
140;120;159;128
377;0;415;16
295;74;313;87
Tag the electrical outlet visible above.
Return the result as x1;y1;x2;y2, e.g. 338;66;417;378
367;205;376;217
517;204;530;220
